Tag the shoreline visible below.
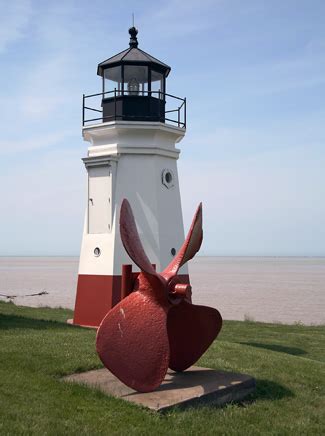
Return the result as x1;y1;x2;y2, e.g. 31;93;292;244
1;299;325;327
1;256;324;326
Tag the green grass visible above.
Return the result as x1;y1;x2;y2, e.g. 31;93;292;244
0;301;324;435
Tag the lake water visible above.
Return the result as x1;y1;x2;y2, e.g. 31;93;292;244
0;256;324;325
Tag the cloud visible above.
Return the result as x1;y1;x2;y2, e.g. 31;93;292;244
0;146;84;256
182;112;325;165
194;49;325;99
0;1;32;53
242;54;325;96
20;54;77;120
141;0;221;39
179;142;325;255
0;130;76;155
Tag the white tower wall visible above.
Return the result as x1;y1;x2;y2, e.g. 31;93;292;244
73;121;188;326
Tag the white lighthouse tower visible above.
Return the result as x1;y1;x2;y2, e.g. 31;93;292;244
73;27;188;327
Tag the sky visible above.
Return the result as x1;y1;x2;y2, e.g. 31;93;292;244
0;0;324;256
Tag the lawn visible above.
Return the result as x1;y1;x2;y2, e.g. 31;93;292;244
0;300;324;435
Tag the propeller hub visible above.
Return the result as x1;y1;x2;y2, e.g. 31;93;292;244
170;282;191;297
166;276;192;304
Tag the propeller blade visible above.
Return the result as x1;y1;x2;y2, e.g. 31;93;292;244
120;199;158;277
96;273;171;392
162;203;203;279
167;300;222;372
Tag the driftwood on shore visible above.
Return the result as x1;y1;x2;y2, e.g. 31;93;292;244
0;291;49;300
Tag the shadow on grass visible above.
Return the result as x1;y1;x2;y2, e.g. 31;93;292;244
239;342;306;357
0;313;80;331
248;378;294;402
161;378;294;413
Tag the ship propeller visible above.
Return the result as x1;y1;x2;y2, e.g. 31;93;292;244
96;199;222;392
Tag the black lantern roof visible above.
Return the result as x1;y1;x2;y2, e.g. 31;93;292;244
97;27;171;77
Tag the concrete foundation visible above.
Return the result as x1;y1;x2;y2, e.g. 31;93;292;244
64;365;255;412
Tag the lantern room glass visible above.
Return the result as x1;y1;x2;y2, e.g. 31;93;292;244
151;69;164;99
124;65;148;95
103;65;167;98
103;66;122;95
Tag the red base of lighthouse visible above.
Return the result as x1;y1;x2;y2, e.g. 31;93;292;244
73;272;190;328
73;275;122;327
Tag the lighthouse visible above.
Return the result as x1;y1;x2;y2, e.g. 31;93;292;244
73;27;188;327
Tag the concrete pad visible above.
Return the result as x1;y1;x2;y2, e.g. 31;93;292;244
66;319;97;329
64;366;255;412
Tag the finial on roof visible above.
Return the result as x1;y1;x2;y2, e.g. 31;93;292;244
129;26;138;48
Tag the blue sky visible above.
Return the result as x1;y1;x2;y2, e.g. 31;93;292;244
0;0;324;256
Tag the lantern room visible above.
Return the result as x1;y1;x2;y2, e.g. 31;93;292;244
82;27;185;127
97;27;170;123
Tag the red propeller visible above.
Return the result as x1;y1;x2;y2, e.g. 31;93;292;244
96;199;222;392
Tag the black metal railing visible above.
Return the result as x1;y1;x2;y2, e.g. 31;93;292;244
82;90;186;129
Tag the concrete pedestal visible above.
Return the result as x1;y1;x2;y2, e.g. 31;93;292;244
64;366;255;412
